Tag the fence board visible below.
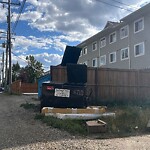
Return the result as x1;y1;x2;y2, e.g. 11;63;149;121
51;66;150;103
11;80;38;94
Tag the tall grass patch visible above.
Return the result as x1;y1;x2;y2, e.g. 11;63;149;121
35;114;87;135
101;105;150;137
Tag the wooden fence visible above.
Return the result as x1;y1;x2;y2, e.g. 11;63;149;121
11;80;38;94
51;66;150;104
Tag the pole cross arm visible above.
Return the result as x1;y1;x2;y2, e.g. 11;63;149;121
0;1;20;6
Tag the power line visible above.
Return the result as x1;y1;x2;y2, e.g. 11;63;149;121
110;0;131;7
11;51;28;63
94;0;133;12
0;1;20;6
110;0;139;9
12;0;26;32
12;52;44;72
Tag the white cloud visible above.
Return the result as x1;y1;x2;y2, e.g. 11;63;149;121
0;5;7;23
34;53;62;66
13;35;66;53
12;54;27;68
2;0;150;71
12;52;63;71
19;0;150;43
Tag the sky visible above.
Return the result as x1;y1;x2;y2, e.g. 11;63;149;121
0;0;150;71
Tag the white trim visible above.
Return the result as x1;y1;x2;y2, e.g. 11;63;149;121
134;42;145;57
100;37;106;48
134;17;144;34
120;25;129;39
92;41;97;51
109;52;116;63
100;55;106;66
92;58;97;67
121;47;129;61
109;31;116;44
83;46;87;55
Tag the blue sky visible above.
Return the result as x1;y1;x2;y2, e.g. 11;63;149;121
0;0;149;71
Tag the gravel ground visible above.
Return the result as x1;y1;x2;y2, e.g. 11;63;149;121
0;93;150;150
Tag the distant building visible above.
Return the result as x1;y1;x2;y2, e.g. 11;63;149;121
78;3;150;69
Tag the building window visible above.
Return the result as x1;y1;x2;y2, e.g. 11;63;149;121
82;47;87;55
134;18;144;33
109;32;116;44
100;55;106;66
121;47;129;60
92;42;97;51
100;37;106;48
92;58;97;67
134;42;145;57
120;25;128;39
109;52;116;63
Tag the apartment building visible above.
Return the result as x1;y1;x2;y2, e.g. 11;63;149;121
78;3;150;69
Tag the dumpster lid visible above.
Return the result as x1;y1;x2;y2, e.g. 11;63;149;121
61;45;81;66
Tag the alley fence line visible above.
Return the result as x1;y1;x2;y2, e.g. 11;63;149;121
11;80;38;94
51;66;150;103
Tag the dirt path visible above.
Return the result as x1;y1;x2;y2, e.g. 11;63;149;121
0;93;149;150
0;94;73;150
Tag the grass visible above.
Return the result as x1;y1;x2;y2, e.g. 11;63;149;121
34;114;87;135
21;101;150;138
20;102;40;112
20;103;36;109
100;105;150;138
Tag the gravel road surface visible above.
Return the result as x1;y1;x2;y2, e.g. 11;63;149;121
0;93;150;150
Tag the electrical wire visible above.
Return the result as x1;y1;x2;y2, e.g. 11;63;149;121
11;51;47;71
12;0;26;32
110;0;139;9
11;51;28;63
94;0;133;12
110;0;131;7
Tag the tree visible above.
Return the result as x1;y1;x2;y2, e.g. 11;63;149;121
19;55;44;83
12;56;44;83
12;62;20;82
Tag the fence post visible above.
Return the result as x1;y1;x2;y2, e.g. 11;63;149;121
95;68;98;105
19;80;21;94
137;70;140;101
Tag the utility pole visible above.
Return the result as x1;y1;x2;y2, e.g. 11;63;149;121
2;51;4;86
8;0;12;93
0;0;20;93
5;33;8;90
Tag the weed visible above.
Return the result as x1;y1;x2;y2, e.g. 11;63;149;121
100;105;150;138
32;104;150;137
20;103;35;109
34;114;87;135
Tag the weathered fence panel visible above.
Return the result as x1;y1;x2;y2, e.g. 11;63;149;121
51;66;150;103
51;66;67;83
11;80;21;94
11;80;38;94
21;82;38;93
